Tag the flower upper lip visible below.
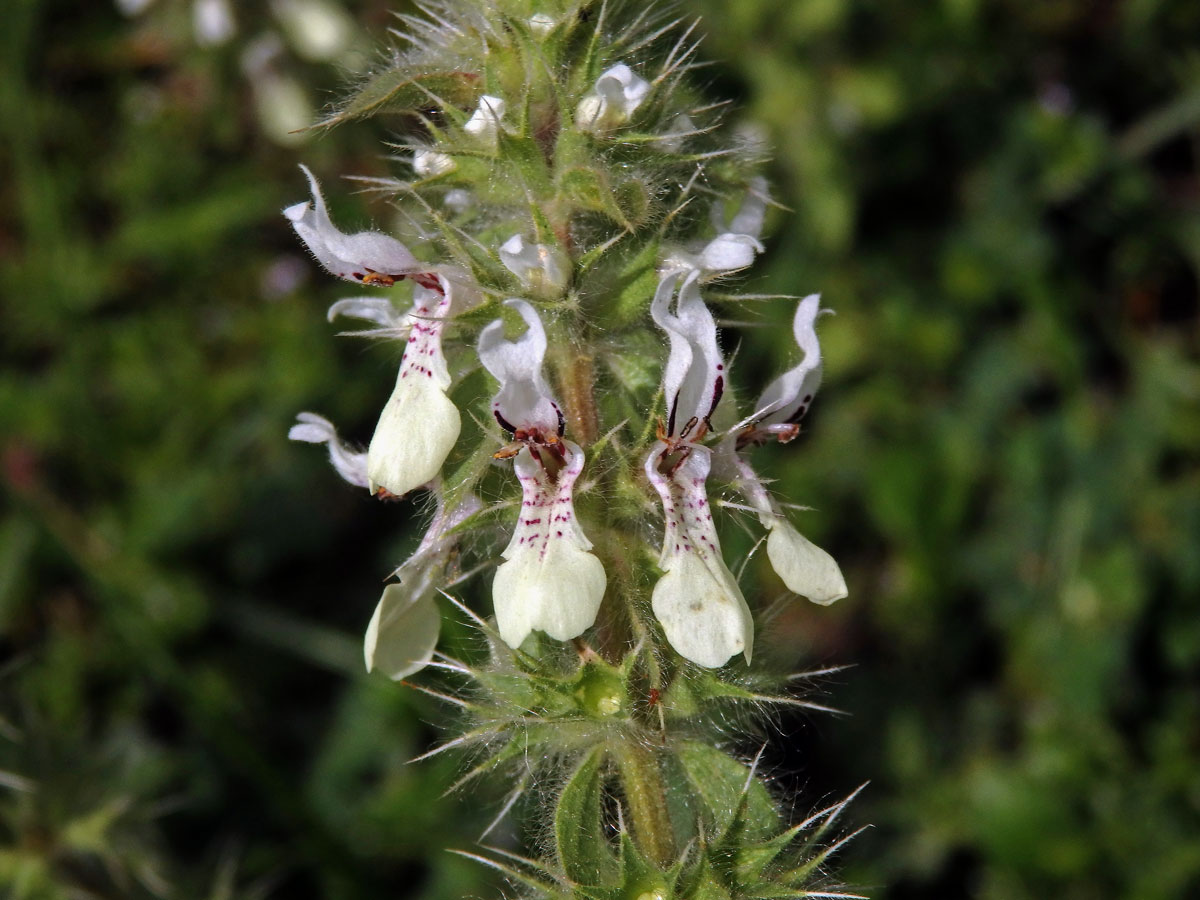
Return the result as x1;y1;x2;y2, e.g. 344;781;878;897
651;268;726;441
731;294;826;448
478;299;565;444
284;164;420;284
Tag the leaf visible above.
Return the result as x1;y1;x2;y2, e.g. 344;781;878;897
679;854;733;900
613;179;650;228
732;825;802;884
555;746;619;886
558;167;648;229
319;70;481;127
661;670;759;720
608;237;661;327
676;741;781;841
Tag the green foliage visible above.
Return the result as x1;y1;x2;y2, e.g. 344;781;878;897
556;748;617;885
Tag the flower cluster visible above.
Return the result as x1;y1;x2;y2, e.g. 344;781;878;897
286;149;844;672
283;8;862;894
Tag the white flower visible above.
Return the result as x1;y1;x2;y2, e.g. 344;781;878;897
576;63;650;133
651;269;725;439
662;177;770;274
698;233;764;272
720;295;846;605
365;495;482;679
364;584;440;679
366;275;462;496
645;444;753;668
288;412;368;488
115;0;155;16
498;234;570;299
744;294;825;438
271;0;355;63
491;442;606;648
284;164;420;285
477;299;564;440
478;300;604;647
698;177;769;271
645;269;751;667
412;148;456;177
464;95;507;145
241;39;311;147
728;454;846;606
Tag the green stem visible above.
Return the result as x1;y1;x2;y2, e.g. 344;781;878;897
612;739;674;867
550;296;673;862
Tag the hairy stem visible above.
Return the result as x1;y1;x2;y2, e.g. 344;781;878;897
557;347;600;446
611;739;674;867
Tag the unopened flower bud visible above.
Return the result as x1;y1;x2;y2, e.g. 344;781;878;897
464;94;506;145
412;149;456;177
576;63;650;133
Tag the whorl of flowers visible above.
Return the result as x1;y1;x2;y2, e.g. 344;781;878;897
285;2;856;897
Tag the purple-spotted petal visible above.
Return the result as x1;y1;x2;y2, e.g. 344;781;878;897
645;444;753;667
366;276;461;495
492;442;606;647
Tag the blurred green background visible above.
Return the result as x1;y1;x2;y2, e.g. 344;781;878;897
2;0;1198;898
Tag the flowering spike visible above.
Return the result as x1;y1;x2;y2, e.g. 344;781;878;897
366;274;461;496
646;444;753;667
283;164;419;285
478;299;563;439
285;3;859;891
492;442;606;648
288;412;368;488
